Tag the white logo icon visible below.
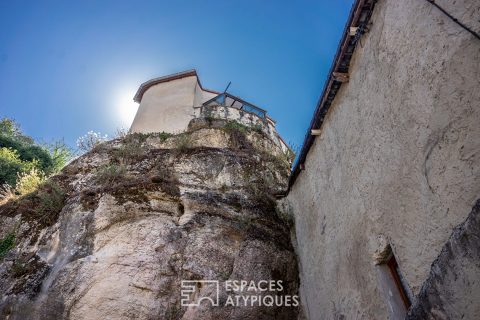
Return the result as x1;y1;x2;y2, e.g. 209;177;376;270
181;280;220;307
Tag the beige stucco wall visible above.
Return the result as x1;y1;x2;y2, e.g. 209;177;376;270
286;0;480;319
193;82;217;108
130;76;201;134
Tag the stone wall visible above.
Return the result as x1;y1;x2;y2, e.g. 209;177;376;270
286;0;480;318
193;105;290;153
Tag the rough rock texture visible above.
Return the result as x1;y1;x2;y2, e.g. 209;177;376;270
0;120;299;319
286;0;480;319
406;199;480;320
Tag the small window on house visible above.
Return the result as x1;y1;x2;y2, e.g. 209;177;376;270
386;254;411;309
375;244;412;320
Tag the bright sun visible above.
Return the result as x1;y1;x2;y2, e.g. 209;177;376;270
116;89;139;127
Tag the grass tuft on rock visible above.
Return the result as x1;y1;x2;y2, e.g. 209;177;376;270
156;132;173;142
112;140;144;164
0;232;15;259
173;134;193;152
35;181;66;225
224;120;249;134
95;164;127;185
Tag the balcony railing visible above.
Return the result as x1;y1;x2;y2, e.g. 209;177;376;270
201;93;267;119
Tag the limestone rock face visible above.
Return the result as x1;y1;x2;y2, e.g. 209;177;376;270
0;120;299;319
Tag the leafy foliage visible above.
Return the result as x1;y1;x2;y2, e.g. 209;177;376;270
156;132;173;142
0;135;53;174
0;118;72;191
0;148;29;186
0;118;30;143
48;141;73;174
15;168;46;196
224;120;263;136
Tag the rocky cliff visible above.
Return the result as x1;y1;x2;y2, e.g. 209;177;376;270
0;119;299;319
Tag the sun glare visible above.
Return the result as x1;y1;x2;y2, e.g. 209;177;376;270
116;89;139;128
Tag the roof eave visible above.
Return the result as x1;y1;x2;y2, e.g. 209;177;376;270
288;0;377;190
133;69;219;103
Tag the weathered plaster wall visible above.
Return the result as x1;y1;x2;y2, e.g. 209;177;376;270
286;0;480;318
193;82;217;108
130;76;198;134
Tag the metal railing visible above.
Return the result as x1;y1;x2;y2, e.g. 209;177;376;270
201;93;267;119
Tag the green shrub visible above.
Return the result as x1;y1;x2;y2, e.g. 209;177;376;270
0;118;22;137
224;121;255;149
35;181;66;223
157;132;173;142
0;135;53;173
205;115;215;124
95;164;127;185
0;233;15;259
224;120;249;134
0;148;26;186
16;168;46;195
0;118;70;187
48;141;73;174
18;144;53;173
112;140;144;164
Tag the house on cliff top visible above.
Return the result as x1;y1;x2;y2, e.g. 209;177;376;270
130;69;288;152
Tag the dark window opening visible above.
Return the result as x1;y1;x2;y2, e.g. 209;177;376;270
386;254;411;309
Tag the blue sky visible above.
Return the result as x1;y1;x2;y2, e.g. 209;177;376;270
0;0;354;150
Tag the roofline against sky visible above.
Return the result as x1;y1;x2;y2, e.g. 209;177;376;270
133;69;278;124
288;0;377;189
133;69;220;103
